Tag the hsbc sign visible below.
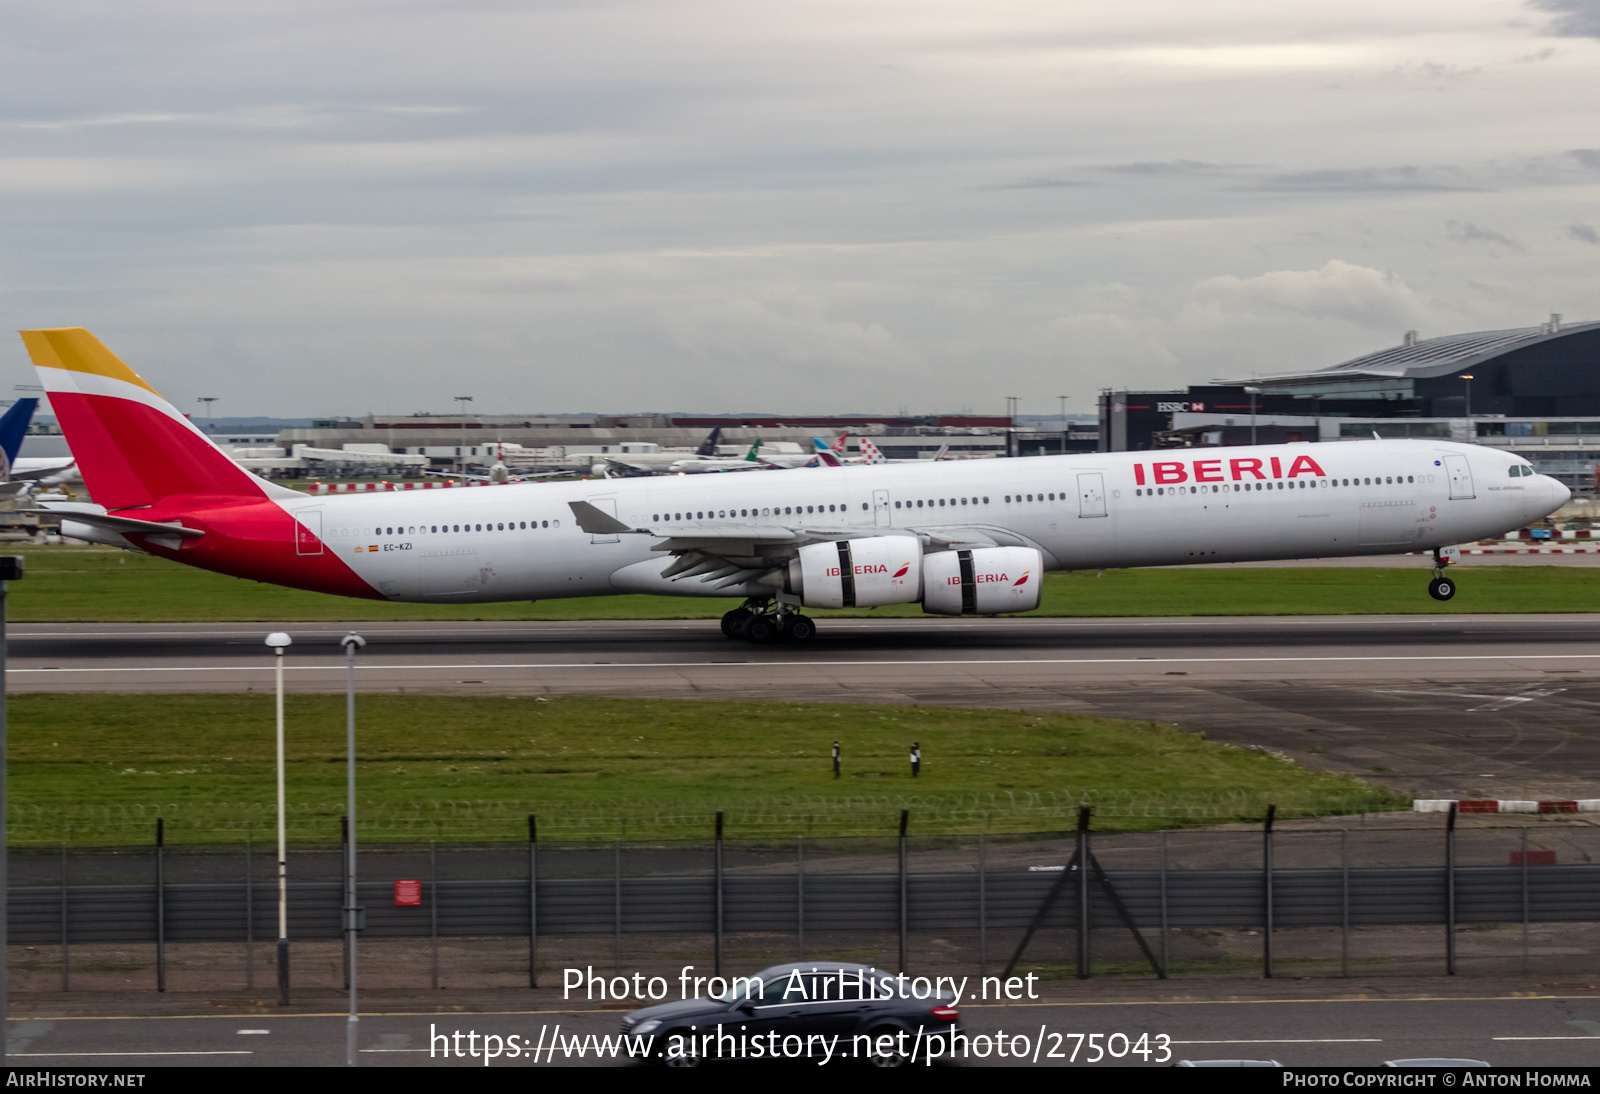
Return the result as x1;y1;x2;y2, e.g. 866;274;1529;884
1157;401;1203;413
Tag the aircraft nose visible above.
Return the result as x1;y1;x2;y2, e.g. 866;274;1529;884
1551;477;1572;510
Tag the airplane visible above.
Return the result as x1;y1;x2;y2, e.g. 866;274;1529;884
815;437;949;465
594;428;728;476
21;327;1569;645
0;397;79;490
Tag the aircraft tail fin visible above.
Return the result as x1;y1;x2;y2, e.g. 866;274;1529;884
695;427;721;457
19;328;298;510
0;397;38;478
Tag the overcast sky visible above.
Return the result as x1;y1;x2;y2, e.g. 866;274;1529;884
1;0;1596;418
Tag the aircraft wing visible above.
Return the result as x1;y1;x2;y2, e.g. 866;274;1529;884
8;458;77;482
569;501;934;591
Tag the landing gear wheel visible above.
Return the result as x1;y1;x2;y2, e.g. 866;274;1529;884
745;615;780;644
1428;576;1456;601
720;609;752;639
782;615;817;643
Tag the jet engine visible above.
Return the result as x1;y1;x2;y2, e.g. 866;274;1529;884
786;537;923;608
922;547;1043;616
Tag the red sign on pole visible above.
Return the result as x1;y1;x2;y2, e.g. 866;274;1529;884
395;879;422;906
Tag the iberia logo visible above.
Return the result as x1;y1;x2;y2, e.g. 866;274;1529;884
1013;570;1031;586
893;562;911;578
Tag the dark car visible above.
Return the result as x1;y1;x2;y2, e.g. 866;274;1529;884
619;961;963;1068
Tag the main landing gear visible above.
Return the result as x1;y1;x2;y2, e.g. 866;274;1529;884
720;599;817;644
1428;547;1456;602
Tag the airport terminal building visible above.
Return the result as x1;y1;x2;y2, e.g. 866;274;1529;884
1099;315;1600;493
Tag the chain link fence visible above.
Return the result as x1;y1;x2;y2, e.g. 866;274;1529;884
7;818;1598;995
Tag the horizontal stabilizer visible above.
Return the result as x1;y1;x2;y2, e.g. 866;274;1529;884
24;508;205;540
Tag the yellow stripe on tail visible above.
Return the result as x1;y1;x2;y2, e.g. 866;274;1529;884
19;328;163;398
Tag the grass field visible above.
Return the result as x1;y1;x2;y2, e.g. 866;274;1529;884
7;693;1405;844
6;544;1596;621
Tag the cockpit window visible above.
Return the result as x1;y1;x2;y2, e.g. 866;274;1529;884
1510;464;1533;478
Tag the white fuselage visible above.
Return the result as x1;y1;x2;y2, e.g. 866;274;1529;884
295;440;1565;603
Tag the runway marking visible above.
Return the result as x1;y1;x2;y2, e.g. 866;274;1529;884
1493;1035;1600;1040
1172;1038;1383;1044
13;653;1600;675
1469;691;1566;712
11;1050;255;1056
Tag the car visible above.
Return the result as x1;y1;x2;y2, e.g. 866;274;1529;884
619;961;963;1067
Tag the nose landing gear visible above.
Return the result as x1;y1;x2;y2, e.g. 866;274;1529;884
1428;547;1457;601
720;599;816;643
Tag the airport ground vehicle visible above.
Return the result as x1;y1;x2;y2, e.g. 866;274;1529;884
617;961;961;1068
20;327;1569;641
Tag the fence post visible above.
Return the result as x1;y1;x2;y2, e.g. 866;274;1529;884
60;841;68;993
1076;806;1091;980
245;832;254;991
156;818;166;993
898;810;909;975
613;839;622;971
978;834;987;979
1445;801;1457;976
796;836;804;961
1263;805;1275;979
537;812;544;991
1520;826;1529;975
714;813;724;977
429;839;439;990
1340;828;1350;978
1158;829;1168;979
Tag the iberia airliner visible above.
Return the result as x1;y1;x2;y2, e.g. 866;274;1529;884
20;328;1569;643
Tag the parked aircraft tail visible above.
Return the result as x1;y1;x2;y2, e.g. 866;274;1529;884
0;397;37;479
694;427;722;457
19;328;297;510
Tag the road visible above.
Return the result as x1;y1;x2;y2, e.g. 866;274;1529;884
7;981;1600;1067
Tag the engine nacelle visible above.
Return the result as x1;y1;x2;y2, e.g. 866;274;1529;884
787;537;922;608
923;547;1043;616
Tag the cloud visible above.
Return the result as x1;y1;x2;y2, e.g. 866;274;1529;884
989;176;1092;190
1531;0;1600;38
1447;219;1520;248
1188;260;1427;328
1570;223;1600;244
1247;166;1477;192
1100;160;1247;177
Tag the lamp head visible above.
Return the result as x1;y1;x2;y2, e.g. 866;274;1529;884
265;632;292;649
341;633;367;651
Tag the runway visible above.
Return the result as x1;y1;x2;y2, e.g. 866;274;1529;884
12;614;1600;801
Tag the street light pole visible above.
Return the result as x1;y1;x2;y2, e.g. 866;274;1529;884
342;633;365;1066
265;631;292;1004
453;396;474;475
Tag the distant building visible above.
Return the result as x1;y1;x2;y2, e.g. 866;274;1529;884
1097;315;1600;494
